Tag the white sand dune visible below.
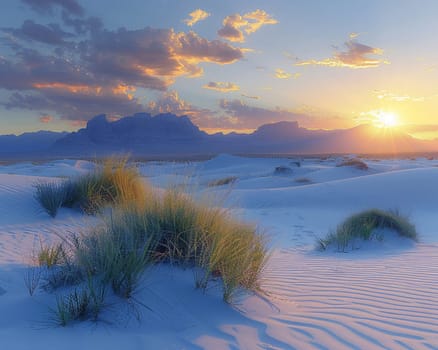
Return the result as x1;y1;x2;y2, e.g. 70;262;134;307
0;156;437;349
254;246;438;349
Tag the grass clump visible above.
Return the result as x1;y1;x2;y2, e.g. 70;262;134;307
34;160;268;322
336;158;368;170
38;243;64;268
318;209;418;252
71;209;160;298
40;184;268;307
51;281;106;326
207;176;238;187
35;157;146;216
34;182;65;217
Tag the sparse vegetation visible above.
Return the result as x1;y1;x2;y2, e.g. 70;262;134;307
336;158;369;170
35;157;146;216
317;209;417;252
24;266;42;296
38;243;64;268
294;177;312;184
207;176;238;187
274;166;293;175
34;163;268;322
34;182;65;217
51;281;106;326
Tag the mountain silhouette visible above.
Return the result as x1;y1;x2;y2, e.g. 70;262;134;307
1;113;437;158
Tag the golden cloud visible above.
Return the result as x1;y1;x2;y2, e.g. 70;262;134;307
218;9;278;43
203;81;240;92
296;38;389;69
184;9;210;27
33;82;102;94
275;69;301;79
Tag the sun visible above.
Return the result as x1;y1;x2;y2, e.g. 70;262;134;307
375;111;399;128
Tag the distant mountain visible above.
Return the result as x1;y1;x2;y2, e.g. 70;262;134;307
53;113;207;155
0;130;67;155
1;113;438;158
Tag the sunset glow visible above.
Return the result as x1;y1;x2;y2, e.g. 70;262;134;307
0;0;437;141
375;111;399;128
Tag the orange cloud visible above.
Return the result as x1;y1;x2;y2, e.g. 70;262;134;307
39;115;53;123
184;9;210;27
218;9;278;43
33;82;102;94
112;84;136;100
203;81;240;92
296;37;389;69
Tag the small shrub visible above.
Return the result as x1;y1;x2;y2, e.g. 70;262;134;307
207;176;238;187
318;209;418;252
336;158;368;170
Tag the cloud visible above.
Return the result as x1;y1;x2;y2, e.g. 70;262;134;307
243;9;278;34
39;115;53;123
0;49;92;90
61;12;102;35
203;82;240;92
3;20;74;45
184;9;210;27
274;69;300;79
296;37;388;69
147;91;194;115
219;98;309;129
5;85;145;121
218;9;278;43
373;90;426;102
82;28;244;90
275;69;291;79
1;19;245;122
145;90;226;133
241;94;260;100
21;0;84;16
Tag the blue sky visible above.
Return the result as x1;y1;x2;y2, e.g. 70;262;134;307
1;0;438;138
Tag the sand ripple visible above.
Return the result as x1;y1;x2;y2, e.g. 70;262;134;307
258;247;438;349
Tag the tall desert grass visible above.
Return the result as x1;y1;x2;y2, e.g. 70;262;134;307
35;157;146;216
36;162;268;316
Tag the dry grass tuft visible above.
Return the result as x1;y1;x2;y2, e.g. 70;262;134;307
318;209;417;252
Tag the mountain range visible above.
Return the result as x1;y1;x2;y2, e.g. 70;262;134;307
1;113;437;159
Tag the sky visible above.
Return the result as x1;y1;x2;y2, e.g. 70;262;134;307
1;0;438;139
